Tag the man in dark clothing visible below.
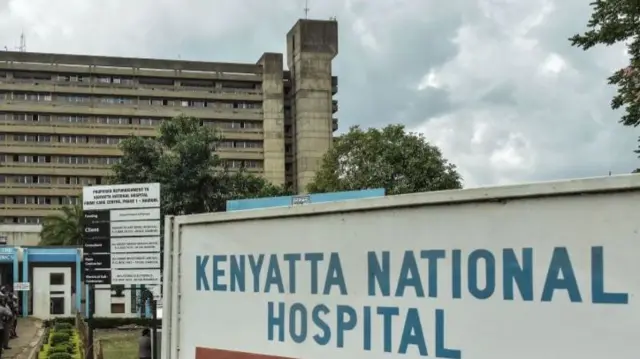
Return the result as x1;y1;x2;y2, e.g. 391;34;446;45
9;293;17;338
139;328;152;359
0;294;13;355
1;287;17;340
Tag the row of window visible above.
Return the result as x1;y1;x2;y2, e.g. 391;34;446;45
215;140;263;149
0;113;264;129
0;175;104;186
0;196;79;205
0;154;121;165
2;134;125;145
0;134;265;148
1;216;42;224
0;154;263;168
224;160;263;169
2;71;261;92
1;92;263;110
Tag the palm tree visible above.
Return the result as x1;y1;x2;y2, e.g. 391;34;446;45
39;202;84;246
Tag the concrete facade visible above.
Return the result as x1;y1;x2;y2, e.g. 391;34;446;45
258;53;286;186
287;20;338;192
0;224;41;246
0;19;339;223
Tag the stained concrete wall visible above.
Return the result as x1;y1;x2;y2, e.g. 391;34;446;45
287;20;338;193
0;224;41;246
258;53;285;186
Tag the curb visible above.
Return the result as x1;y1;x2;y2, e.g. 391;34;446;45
15;321;45;359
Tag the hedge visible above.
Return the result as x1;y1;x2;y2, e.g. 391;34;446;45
39;320;81;359
44;316;160;329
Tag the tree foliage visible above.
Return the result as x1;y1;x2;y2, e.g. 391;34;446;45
307;124;463;195
40;116;291;245
39;203;83;246
569;0;640;170
110;115;291;215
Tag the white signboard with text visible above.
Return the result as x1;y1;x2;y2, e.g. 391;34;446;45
82;183;160;211
83;182;162;286
170;177;640;359
13;282;30;291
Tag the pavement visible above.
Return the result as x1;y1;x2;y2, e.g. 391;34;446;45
3;317;44;359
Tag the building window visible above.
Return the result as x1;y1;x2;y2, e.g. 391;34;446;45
50;297;65;315
111;303;125;314
130;285;137;313
49;273;65;285
111;285;125;298
244;160;263;169
61;197;79;205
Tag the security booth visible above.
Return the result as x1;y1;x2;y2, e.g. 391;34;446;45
22;247;82;319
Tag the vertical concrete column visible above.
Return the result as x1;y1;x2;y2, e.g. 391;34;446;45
75;248;82;313
287;20;338;193
12;247;18;285
257;53;286;186
85;285;90;317
22;248;28;317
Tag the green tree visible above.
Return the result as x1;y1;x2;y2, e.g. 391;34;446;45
111;115;291;215
39;202;84;246
569;0;640;170
307;124;463;195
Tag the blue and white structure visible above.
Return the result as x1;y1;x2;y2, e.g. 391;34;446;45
226;188;386;212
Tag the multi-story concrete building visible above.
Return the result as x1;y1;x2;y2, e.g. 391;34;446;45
0;19;339;225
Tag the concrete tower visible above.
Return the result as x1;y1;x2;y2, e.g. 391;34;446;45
258;52;286;186
286;19;338;193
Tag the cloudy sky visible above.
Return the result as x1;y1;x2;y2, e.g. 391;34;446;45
1;0;638;187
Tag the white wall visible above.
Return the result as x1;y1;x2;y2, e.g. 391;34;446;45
32;267;72;320
168;176;640;359
94;284;138;317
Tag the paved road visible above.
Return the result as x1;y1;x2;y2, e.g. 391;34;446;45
4;317;43;359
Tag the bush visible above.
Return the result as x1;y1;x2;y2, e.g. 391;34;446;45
89;317;160;329
44;317;75;328
48;345;70;355
54;322;73;331
48;353;72;359
70;331;82;358
54;328;73;337
42;328;51;345
50;332;71;346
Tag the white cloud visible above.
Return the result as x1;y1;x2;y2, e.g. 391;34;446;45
416;70;441;91
538;53;567;75
0;0;638;187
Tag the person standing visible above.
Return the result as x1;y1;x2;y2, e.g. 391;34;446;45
138;328;152;359
0;294;13;355
9;293;17;338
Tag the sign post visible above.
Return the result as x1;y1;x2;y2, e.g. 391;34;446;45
82;183;162;359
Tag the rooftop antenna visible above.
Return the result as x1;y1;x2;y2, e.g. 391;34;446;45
303;0;310;18
18;31;26;52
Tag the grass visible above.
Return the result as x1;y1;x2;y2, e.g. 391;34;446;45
38;337;49;359
97;330;140;359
